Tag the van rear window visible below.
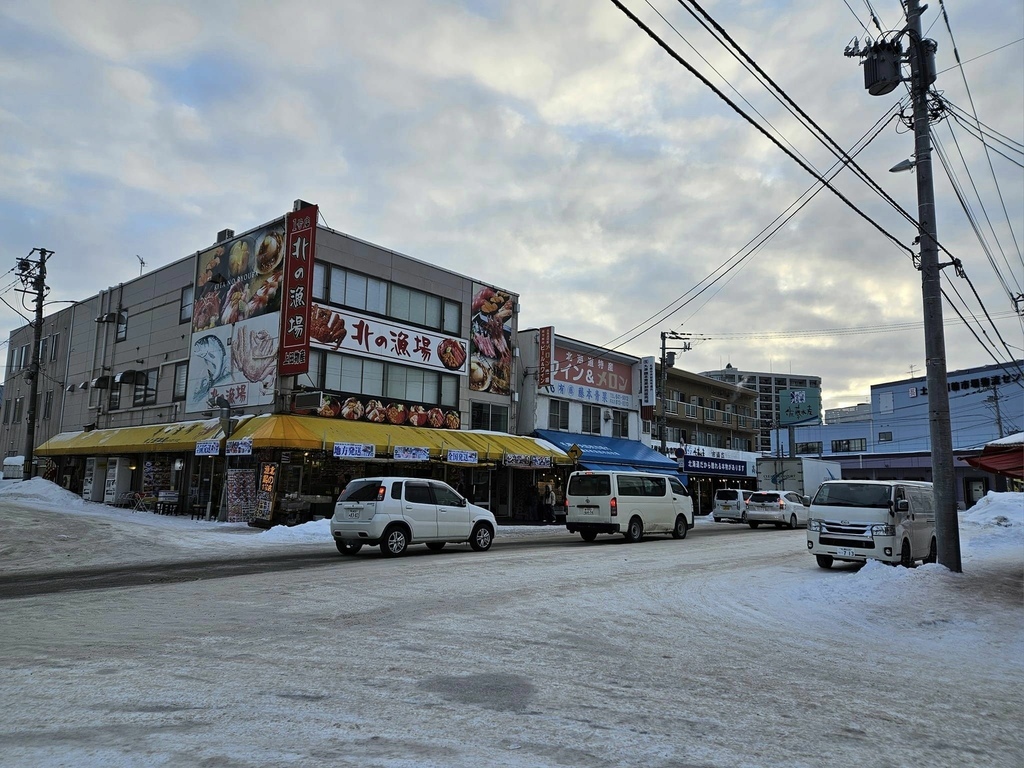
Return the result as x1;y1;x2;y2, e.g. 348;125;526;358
716;489;740;501
568;474;611;496
340;480;382;502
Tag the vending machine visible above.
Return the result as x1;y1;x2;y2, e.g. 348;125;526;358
82;457;109;502
103;457;133;504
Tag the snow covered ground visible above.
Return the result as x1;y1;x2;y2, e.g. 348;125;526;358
0;479;1021;767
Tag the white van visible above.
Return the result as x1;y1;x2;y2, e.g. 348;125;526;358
712;488;753;523
564;470;693;543
806;480;936;569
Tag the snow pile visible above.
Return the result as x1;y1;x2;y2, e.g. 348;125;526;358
962;490;1023;528
0;476;90;509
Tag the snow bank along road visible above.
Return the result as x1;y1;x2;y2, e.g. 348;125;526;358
1;518;1021;767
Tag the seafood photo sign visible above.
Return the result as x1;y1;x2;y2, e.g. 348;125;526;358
469;283;516;396
186;219;287;413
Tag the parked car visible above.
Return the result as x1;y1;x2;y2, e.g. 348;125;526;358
745;490;809;529
564;470;693;543
330;477;496;556
712;488;753;523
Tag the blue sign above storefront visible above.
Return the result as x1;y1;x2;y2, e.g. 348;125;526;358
679;454;748;477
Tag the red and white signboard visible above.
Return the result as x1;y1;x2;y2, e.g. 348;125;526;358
538;326;554;387
279;204;318;376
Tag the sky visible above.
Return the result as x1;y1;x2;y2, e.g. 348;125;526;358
0;478;1021;765
0;0;1021;412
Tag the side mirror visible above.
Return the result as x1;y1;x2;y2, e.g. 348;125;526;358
895;499;910;513
801;495;810;506
459;496;468;507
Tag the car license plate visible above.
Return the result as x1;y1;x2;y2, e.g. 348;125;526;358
836;547;857;557
347;509;361;519
579;506;597;515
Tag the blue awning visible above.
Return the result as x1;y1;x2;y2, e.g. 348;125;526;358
579;462;640;473
534;430;680;472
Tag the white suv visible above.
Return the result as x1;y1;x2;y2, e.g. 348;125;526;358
331;477;496;556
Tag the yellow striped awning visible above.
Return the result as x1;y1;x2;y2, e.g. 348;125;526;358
35;419;224;456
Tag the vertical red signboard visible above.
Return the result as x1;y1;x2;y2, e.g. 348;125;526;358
538;326;553;387
279;204;318;376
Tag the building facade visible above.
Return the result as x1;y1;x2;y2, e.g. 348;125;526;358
701;364;823;453
0;202;566;523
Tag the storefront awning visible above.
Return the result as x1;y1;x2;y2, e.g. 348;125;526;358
232;415;570;463
36;419;225;456
961;434;1024;479
534;430;679;472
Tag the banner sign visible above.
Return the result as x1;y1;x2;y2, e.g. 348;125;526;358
225;437;253;456
226;468;257;523
254;462;278;521
543;346;635;409
504;454;552;468
679;454;749;477
394;445;430;462
538;326;554;387
195;439;220;456
446;449;478;464
469;283;515;395
309;303;469;376
279;204;318;376
333;442;375;459
640;356;656;421
779;388;822;426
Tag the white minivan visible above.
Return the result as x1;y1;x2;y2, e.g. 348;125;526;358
806;480;936;568
564;470;693;543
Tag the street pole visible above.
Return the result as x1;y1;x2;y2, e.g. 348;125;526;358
907;0;960;572
659;331;667;454
21;248;51;482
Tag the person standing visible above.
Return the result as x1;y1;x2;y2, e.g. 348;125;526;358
542;484;556;524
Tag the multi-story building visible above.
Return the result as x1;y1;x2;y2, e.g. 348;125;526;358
701;364;823;453
0;201;566;523
825;403;872;424
776;361;1023;506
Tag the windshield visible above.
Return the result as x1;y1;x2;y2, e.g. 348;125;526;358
812;483;892;508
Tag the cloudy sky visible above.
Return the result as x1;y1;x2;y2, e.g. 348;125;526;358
1;0;1021;411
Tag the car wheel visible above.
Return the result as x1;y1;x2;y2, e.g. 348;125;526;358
713;517;722;523
580;530;597;542
774;523;783;529
748;521;760;529
672;515;688;539
469;523;493;551
815;554;834;569
740;512;747;523
900;539;914;568
624;517;643;543
426;542;446;552
923;537;937;564
788;514;798;530
380;526;409;557
335;540;362;555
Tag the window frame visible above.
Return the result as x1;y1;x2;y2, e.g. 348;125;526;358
581;404;602;435
172;362;188;402
180;285;194;324
548;399;569;431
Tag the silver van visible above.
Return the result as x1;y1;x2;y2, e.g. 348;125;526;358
565;470;694;543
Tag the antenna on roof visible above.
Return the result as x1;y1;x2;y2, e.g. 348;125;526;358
136;254;145;276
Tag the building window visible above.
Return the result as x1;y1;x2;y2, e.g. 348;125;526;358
878;431;893;443
42;390;54;420
471;402;508;432
581;404;601;435
328;266;388;314
297;350;324;390
115;311;128;342
442;299;461;334
704;407;716;422
133;369;158;407
612;410;629;438
831;438;866;453
321;352;457;408
548;399;569;431
684;403;697;418
2;399;9;424
49;332;60;361
312;262;327;301
13;397;24;423
173;362;188;401
39;336;48;364
108;385;121;411
180;285;194;324
796;441;823;455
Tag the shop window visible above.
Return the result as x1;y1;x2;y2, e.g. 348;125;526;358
173;362;188;402
581;404;601;435
180;285;193;324
878;431;893;443
42;390;54;420
472;402;508;432
612;410;629;438
548;400;569;431
133;368;158;407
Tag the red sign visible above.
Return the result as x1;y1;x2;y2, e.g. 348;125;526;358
538;326;553;387
279;205;318;376
552;346;633;395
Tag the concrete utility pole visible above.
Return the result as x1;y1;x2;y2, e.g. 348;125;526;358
19;248;52;482
905;0;960;572
658;331;691;454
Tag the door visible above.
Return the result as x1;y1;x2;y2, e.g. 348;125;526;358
432;481;471;538
785;492;808;525
893;486;915;557
402;481;438;539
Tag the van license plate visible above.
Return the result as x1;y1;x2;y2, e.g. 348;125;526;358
836;547;857;557
579;506;597;515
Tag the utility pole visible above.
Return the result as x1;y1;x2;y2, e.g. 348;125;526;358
850;0;960;570
18;248;52;482
658;331;691;453
985;381;1004;438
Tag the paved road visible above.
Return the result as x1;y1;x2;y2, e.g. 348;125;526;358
2;525;1019;768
